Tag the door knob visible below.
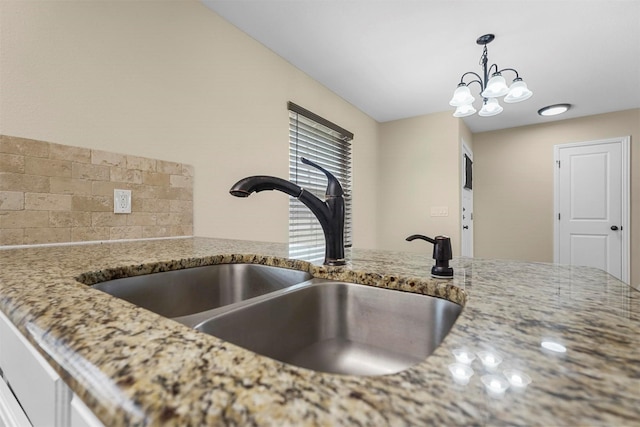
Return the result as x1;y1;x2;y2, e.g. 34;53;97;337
611;225;619;231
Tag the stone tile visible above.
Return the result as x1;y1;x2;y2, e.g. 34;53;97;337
50;177;93;195
91;181;118;197
169;200;193;214
131;197;143;212
131;184;162;200
91;150;126;167
72;163;110;181
49;211;91;228
92;212;127;227
157;160;182;174
71;227;110;242
170;174;192;189
25;157;72;178
0;153;25;173
163;187;193;201
0;172;50;192
0;135;49;157
141;198;170;213
170;225;193;236
182;164;194;177
110;226;143;240
110;167;142;184
142;225;170;238
0;191;24;210
156;212;192;226
126;212;157;226
0;210;49;228
142;171;170;187
1;137;194;246
0;228;24;245
25;193;72;211
71;195;112;212
126;155;156;172
23;227;71;244
49;143;91;163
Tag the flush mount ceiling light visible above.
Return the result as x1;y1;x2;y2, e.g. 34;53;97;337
538;103;571;116
450;34;533;118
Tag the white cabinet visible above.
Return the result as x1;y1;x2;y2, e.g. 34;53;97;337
0;311;102;427
70;395;104;427
0;374;31;427
0;310;71;426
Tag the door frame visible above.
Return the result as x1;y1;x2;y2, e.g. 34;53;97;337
461;139;473;257
553;136;630;283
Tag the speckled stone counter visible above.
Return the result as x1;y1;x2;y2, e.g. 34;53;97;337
0;237;638;426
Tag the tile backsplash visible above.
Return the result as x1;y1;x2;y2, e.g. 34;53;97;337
0;135;193;246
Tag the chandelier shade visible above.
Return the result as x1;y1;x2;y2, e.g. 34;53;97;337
449;84;475;107
478;98;503;117
481;73;510;98
450;34;532;117
453;103;477;118
504;78;533;103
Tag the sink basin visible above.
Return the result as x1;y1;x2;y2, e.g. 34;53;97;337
92;263;312;321
195;281;462;376
92;263;461;376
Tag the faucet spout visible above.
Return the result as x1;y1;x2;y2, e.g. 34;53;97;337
230;176;303;198
229;158;346;266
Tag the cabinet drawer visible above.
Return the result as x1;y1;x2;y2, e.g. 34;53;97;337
0;311;70;427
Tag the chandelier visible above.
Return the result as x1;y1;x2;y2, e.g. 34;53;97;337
449;34;533;117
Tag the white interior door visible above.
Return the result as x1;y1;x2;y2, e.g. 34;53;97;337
461;142;473;257
555;137;629;282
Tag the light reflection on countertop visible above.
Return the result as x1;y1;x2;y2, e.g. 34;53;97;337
0;237;638;426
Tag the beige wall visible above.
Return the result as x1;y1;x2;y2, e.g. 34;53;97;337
0;0;379;249
459;119;473;153
377;111;464;254
1;135;193;245
473;109;640;287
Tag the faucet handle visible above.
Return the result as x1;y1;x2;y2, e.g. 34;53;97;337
301;157;344;197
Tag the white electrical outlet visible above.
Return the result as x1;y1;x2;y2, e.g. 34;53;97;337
114;189;132;214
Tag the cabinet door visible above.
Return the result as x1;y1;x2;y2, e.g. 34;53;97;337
0;311;71;427
0;376;32;427
70;395;104;427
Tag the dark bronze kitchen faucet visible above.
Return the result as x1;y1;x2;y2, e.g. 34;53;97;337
230;157;346;266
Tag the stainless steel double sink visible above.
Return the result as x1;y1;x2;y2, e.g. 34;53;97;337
92;263;462;376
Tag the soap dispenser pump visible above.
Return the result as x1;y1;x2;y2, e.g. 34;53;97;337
406;234;454;279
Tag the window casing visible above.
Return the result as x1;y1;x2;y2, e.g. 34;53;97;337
288;102;353;264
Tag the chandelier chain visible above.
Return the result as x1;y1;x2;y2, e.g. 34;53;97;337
479;45;488;68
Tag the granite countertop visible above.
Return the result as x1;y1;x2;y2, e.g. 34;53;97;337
0;237;638;426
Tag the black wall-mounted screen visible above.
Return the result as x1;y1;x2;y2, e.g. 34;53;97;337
464;154;473;189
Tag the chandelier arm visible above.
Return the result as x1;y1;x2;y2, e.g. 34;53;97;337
496;67;521;79
459;71;483;85
487;63;499;77
465;79;484;92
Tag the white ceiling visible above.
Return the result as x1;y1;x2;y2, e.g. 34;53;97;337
202;0;640;133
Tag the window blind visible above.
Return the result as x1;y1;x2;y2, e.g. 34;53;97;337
288;102;353;264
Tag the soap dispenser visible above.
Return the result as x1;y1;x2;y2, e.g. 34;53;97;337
406;234;454;279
